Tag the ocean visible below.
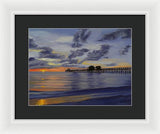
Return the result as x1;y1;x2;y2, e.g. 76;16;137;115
29;72;131;106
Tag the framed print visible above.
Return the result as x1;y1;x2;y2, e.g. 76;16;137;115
15;15;145;119
3;0;160;133
0;0;160;134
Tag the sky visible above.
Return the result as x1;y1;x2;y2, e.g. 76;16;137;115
28;28;132;69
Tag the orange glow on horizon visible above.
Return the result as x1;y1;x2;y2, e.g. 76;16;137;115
29;67;81;72
29;65;131;72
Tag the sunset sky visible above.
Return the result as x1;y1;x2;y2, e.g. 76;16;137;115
29;28;132;72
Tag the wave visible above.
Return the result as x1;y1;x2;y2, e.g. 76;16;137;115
29;86;131;99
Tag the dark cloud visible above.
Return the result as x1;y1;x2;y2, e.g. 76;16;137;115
29;38;65;59
71;42;82;48
86;44;110;60
61;48;89;67
59;59;68;63
60;59;80;67
119;45;131;55
39;47;65;59
62;64;79;67
68;48;89;59
60;59;78;63
29;58;50;69
68;59;79;64
72;29;91;48
79;29;92;43
29;57;35;61
98;29;131;41
59;58;80;68
29;38;38;48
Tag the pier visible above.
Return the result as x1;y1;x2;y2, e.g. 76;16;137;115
65;66;131;73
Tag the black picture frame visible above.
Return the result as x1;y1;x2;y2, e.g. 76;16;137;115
15;15;145;119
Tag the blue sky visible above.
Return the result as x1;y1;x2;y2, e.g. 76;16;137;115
29;28;132;69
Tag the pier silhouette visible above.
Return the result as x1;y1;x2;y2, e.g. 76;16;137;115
65;66;131;73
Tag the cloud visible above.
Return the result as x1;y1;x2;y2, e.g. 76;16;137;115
29;57;50;69
59;58;80;68
68;59;79;64
29;38;66;60
37;58;61;62
72;29;91;48
47;62;62;66
29;30;59;46
98;29;131;41
81;59;121;68
79;29;92;43
86;44;110;61
119;45;131;55
68;48;89;59
29;57;35;61
71;42;83;48
29;38;38;48
58;48;90;67
29;57;64;68
29;28;132;69
39;47;65;59
62;63;86;68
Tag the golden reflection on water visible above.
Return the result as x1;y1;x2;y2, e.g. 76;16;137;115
30;74;72;91
30;88;70;91
29;92;117;106
29;94;92;105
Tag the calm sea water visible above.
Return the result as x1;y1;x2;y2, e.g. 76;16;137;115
29;72;131;105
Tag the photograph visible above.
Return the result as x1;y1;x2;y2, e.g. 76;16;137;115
28;28;132;106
